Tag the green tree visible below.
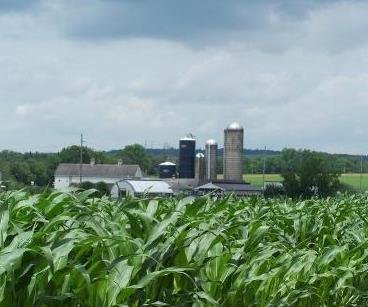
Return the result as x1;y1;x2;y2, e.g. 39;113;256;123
10;161;34;185
58;146;94;164
58;146;109;164
79;181;95;190
28;160;50;186
95;181;110;197
281;149;341;198
119;144;152;174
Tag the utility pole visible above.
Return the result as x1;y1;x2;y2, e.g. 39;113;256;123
79;133;84;184
262;146;266;190
360;155;363;192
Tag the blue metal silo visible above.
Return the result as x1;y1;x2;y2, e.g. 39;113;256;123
159;162;177;178
179;136;196;178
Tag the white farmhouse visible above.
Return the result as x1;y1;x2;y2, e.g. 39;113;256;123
54;162;143;189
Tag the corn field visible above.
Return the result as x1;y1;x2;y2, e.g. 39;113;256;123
1;190;368;306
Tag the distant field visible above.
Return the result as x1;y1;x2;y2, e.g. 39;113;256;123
244;174;282;187
339;173;368;190
244;173;368;190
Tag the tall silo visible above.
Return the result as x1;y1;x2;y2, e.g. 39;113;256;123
205;139;218;181
195;153;206;184
223;122;244;182
179;136;196;178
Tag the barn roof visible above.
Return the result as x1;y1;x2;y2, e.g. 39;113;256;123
194;182;224;191
214;182;262;192
55;163;141;178
195;181;262;193
116;179;173;194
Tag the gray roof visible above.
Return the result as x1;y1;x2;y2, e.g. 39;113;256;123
55;163;141;178
196;181;262;192
194;182;224;191
216;182;262;192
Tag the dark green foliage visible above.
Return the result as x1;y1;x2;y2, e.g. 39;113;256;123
281;149;341;198
94;181;110;197
79;181;95;190
58;145;111;164
9;161;34;184
338;183;358;194
78;181;110;197
244;149;368;175
117;144;153;174
264;184;285;198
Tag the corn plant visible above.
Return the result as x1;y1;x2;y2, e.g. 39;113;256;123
1;190;368;306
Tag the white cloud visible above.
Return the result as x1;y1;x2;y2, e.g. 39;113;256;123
1;1;368;154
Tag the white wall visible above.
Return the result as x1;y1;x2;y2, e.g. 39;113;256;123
54;167;143;190
54;176;70;189
54;176;124;190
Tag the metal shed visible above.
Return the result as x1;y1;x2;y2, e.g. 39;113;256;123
194;181;262;196
111;179;173;198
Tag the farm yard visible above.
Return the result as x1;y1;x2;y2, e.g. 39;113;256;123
245;173;368;190
2;190;368;306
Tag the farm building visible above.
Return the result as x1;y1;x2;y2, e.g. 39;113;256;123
54;162;143;189
111;179;173;198
163;178;198;194
194;181;262;196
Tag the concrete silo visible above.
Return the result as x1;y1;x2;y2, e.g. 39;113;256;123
195;153;206;184
179;136;196;178
223;122;244;182
205;139;218;181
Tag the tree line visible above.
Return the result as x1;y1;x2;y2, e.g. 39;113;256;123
0;144;168;189
0;144;366;190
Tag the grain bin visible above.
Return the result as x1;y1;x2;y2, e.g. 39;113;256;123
195;153;206;184
158;162;176;178
223;122;244;182
179;136;196;178
205;139;218;181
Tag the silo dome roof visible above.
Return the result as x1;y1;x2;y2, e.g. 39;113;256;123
196;153;205;158
180;136;195;141
227;122;243;130
159;162;176;166
206;139;217;145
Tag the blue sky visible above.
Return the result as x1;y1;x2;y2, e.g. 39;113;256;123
1;0;368;154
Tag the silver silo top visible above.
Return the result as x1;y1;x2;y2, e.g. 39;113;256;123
227;122;243;130
206;139;217;146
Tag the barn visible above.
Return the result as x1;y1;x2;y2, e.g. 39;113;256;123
54;162;143;189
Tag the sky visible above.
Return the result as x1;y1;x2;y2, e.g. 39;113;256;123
1;0;368;154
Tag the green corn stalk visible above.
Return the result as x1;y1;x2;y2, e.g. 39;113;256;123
1;190;368;306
